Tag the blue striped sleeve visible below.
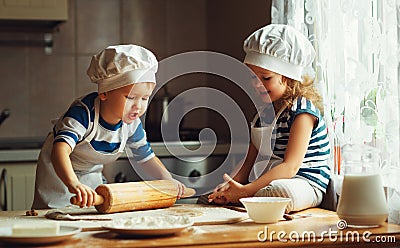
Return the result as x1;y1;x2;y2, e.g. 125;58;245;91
291;97;318;117
63;105;89;129
130;144;154;161
81;92;97;122
54;131;79;144
53;94;95;148
127;122;154;162
131;123;145;142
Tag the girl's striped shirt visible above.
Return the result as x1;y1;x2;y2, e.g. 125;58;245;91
257;97;331;192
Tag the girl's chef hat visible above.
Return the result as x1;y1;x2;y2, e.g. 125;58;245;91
87;44;158;93
243;24;315;82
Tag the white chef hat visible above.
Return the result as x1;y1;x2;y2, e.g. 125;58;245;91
87;44;158;93
243;24;315;82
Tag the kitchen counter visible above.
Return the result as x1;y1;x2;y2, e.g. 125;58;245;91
0;142;248;211
0;207;399;247
0;142;247;162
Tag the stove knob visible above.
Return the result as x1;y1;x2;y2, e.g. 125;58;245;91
115;172;126;183
189;169;201;177
189;169;201;183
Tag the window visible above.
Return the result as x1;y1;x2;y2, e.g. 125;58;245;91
271;0;400;224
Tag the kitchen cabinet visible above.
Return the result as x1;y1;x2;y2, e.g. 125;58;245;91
0;0;68;21
0;162;36;211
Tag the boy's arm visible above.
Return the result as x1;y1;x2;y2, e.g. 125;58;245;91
51;141;97;207
138;156;186;197
51;142;78;186
139;156;173;180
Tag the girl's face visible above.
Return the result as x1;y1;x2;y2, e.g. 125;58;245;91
99;83;155;125
247;64;286;104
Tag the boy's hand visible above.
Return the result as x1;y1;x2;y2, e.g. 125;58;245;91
67;181;97;208
169;178;186;199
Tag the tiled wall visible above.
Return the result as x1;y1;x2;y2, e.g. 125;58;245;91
0;0;270;141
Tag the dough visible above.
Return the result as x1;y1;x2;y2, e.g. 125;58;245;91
12;222;60;236
165;208;203;217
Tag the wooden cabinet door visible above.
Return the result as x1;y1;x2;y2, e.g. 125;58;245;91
0;163;36;211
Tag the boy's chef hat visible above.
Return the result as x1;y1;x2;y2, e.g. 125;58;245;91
87;44;158;93
243;24;315;82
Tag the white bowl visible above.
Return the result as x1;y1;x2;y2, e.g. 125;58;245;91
240;197;291;223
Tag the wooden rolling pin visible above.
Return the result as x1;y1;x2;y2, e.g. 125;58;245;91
70;180;196;214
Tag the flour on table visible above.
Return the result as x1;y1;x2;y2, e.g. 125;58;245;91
165;205;249;225
109;216;193;229
164;208;203;217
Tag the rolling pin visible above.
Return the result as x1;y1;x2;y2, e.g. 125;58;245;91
70;180;196;214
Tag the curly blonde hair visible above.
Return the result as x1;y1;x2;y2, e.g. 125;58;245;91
281;75;324;114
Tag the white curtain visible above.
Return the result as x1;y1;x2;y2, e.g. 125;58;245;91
271;0;400;223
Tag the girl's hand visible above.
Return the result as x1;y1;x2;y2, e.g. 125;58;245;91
208;180;231;205
209;194;229;205
213;181;230;194
208;174;249;204
67;181;97;208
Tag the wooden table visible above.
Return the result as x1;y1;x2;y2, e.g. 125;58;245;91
0;207;399;247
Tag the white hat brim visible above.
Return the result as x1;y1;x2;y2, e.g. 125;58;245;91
244;51;304;82
97;69;156;93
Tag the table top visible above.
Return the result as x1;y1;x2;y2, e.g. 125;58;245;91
0;207;399;247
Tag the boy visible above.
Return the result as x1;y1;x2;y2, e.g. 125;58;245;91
32;45;185;209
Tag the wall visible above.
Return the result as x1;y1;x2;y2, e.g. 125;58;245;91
0;0;271;142
205;0;271;141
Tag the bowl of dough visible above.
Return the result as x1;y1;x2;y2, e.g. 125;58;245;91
240;197;291;223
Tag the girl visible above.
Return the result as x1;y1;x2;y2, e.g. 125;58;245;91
208;24;331;213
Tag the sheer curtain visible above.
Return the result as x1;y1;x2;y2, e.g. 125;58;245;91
271;0;400;223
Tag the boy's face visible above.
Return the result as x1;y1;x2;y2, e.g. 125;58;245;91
246;64;286;104
99;83;155;125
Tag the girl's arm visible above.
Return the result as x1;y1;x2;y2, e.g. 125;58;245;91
210;142;257;194
209;113;315;203
51;142;97;207
208;143;258;204
231;143;258;184
242;113;316;196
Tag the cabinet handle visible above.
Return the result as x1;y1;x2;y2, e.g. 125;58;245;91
0;169;7;211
